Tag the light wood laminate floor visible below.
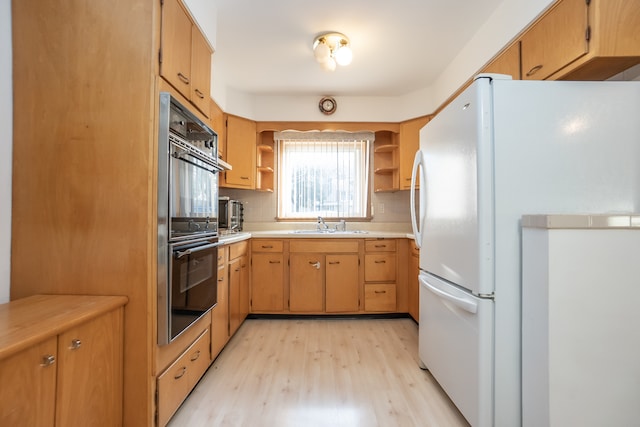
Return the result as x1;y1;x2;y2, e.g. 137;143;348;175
168;318;470;427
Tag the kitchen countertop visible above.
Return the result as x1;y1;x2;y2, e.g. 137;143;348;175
218;230;415;244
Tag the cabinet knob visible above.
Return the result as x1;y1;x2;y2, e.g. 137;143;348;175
69;339;82;350
40;354;56;367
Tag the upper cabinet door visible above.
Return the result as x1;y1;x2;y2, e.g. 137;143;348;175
190;27;212;118
161;0;193;97
224;115;256;189
481;42;521;80
520;0;588;80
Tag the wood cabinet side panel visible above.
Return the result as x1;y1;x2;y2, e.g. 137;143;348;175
399;116;431;189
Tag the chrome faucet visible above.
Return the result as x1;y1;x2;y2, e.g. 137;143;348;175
317;216;329;231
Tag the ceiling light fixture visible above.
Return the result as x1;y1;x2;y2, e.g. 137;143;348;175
313;32;352;71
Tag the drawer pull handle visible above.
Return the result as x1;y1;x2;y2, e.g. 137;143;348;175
269;260;281;264
190;350;201;362
195;88;205;99
374;260;387;264
40;354;56;367
235;268;241;272
69;339;82;350
526;64;543;77
374;244;387;248
328;261;340;265
177;72;190;84
309;261;320;269
174;366;187;379
262;245;273;249
375;290;387;294
240;176;250;180
218;277;224;282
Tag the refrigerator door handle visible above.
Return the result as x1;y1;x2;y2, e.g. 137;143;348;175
410;150;426;248
421;276;478;314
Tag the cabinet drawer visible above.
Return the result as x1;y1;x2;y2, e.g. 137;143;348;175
365;284;396;312
251;240;283;252
217;245;228;267
365;239;396;252
289;239;359;253
157;329;211;427
364;254;396;282
229;240;249;260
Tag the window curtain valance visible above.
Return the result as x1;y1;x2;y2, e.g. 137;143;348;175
274;130;376;142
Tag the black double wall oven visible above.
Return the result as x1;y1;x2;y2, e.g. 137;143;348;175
157;93;222;346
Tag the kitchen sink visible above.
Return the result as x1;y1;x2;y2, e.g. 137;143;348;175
290;229;368;235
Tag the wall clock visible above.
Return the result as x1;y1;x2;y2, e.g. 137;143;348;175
319;96;337;115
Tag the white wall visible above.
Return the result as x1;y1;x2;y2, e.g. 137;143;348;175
0;0;12;303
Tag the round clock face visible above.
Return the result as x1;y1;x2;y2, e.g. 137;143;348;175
319;97;336;115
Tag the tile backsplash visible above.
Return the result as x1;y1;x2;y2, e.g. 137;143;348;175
219;188;415;226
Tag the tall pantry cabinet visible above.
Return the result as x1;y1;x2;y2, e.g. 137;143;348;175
11;1;173;426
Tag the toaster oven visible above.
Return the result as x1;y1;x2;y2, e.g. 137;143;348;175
218;197;243;232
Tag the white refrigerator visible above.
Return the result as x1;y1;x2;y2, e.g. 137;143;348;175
409;74;640;427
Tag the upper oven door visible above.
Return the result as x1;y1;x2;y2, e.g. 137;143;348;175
169;134;219;237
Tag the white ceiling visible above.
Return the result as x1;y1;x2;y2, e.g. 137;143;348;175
209;0;506;98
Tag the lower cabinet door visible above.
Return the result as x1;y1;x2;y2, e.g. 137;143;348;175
55;308;124;427
325;254;359;312
0;337;57;427
289;253;324;312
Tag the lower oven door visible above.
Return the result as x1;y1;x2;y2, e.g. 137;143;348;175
159;238;219;345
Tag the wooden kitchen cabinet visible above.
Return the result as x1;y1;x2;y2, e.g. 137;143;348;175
520;0;640;81
399;115;431;190
256;131;275;192
210;98;226;160
211;245;229;358
228;240;250;335
157;329;211;427
0;295;126;427
364;239;397;312
325;254;360;312
373;130;400;192
481;41;522;80
251;240;285;312
0;337;57;426
520;0;588;80
223;115;257;189
160;0;212;117
408;241;420;322
289;253;325;312
289;239;361;313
